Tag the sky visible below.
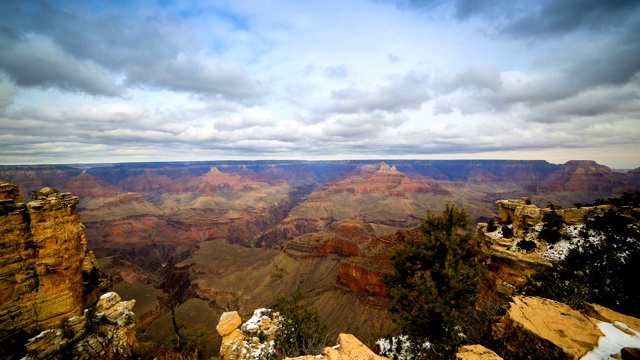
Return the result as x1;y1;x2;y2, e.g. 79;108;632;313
1;0;639;168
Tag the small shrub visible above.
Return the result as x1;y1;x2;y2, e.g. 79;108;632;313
538;210;564;244
501;225;514;239
273;291;330;359
515;239;537;252
486;219;497;232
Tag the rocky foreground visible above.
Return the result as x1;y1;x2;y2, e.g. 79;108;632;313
216;297;640;360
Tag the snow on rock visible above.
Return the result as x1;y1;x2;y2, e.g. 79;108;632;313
376;335;430;360
581;321;640;360
218;308;281;360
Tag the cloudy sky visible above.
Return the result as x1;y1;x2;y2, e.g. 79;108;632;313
1;0;639;168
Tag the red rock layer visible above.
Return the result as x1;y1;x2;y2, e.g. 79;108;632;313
336;257;391;297
64;171;121;198
318;162;451;198
118;169;174;192
525;160;633;194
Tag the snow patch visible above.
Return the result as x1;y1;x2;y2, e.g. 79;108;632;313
376;335;430;360
243;308;271;332
580;321;640;360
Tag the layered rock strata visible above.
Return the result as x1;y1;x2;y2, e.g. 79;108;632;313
24;292;137;359
0;183;91;351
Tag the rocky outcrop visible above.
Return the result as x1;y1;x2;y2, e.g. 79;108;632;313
289;333;389;360
456;345;503;360
490;296;640;360
0;183;90;353
496;197;606;234
24;292;137;359
525;160;635;195
336;257;390;298
318;162;450;197
496;198;541;232
218;308;281;360
64;171;121;198
483;246;551;295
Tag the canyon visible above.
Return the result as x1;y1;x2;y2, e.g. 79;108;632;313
1;159;640;357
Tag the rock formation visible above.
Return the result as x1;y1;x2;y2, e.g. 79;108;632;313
0;182;122;358
289;333;389;360
490;296;640;360
217;309;389;360
24;292;137;359
1;183;89;353
456;345;503;360
525;160;629;194
64;171;121;199
482;198;615;295
218;308;281;360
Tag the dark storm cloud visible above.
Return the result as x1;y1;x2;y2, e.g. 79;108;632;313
502;0;640;38
0;1;267;101
391;0;640;38
442;25;640;118
0;33;120;96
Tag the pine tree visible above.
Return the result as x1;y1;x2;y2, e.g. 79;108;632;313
383;205;485;360
538;209;564;244
525;207;640;317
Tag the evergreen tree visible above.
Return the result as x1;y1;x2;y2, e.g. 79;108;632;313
383;205;485;360
486;218;497;232
501;224;513;239
525;207;640;317
538;209;564;244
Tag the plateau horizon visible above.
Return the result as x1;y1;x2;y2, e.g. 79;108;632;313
1;156;638;172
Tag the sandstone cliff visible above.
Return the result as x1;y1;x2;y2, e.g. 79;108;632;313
24;292;137;360
1;184;87;350
0;182;115;358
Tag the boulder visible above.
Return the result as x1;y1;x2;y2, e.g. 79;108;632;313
456;345;503;360
287;333;388;360
491;296;640;360
218;308;281;360
491;296;602;359
217;311;242;337
622;348;640;360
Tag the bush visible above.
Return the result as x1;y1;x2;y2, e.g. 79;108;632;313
486;219;497;232
272;291;330;359
383;205;485;360
538;210;564;244
514;238;537;252
501;225;513;239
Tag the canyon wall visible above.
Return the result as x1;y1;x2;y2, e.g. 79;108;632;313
0;182;92;356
